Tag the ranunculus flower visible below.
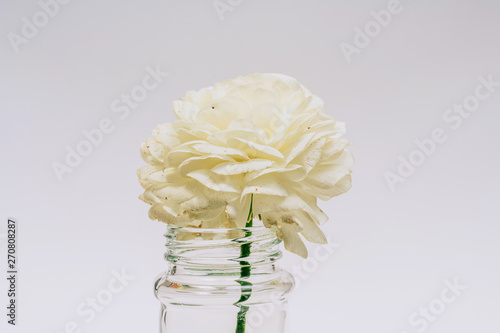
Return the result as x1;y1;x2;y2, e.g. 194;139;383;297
138;73;353;257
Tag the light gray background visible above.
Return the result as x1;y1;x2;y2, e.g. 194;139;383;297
1;0;499;332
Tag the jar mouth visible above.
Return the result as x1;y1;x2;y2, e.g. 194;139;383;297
163;224;281;265
166;224;272;234
165;221;277;238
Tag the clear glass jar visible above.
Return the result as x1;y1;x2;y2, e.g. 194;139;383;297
154;225;295;333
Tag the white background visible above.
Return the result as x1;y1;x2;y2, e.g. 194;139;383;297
1;0;499;332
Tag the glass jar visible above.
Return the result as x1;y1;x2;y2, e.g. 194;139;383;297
154;225;295;333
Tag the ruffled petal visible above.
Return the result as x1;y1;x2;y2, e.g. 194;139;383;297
186;169;241;193
301;150;353;200
228;137;284;161
212;159;273;175
178;155;234;176
262;212;308;258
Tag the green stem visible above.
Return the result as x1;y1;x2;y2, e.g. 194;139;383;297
235;194;254;333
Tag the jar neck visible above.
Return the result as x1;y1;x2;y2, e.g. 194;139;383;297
164;225;282;273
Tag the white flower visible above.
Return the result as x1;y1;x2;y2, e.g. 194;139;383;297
138;73;353;257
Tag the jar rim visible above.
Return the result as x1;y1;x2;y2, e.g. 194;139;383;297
164;224;279;246
166;224;272;233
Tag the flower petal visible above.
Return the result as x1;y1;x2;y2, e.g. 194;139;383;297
187;169;241;193
192;143;248;160
302;150;353;200
242;175;288;198
262;212;308;258
228;137;284;161
148;204;191;226
178;155;234;176
141;139;168;165
212;159;274;175
295;210;327;244
289;137;326;175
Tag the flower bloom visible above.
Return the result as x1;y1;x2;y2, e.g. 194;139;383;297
138;73;353;257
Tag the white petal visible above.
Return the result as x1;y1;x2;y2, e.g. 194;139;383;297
254;190;328;225
279;222;308;258
295;211;327;244
226;195;251;228
302;151;353;200
188;207;225;221
289;137;326;175
248;103;283;136
303;171;352;200
281;132;315;163
212;159;273;175
150;183;195;202
192;143;248;160
151;123;181;148
180;191;229;212
166;144;202;167
207;128;266;146
242;175;288;197
141;139;168;165
178;155;234;176
172;99;197;122
244;164;305;182
262;212;308;258
148;204;192;226
251;87;279;107
201;211;230;229
319;138;350;163
196;97;249;129
187;169;241;193
228;137;284;161
137;165;165;187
